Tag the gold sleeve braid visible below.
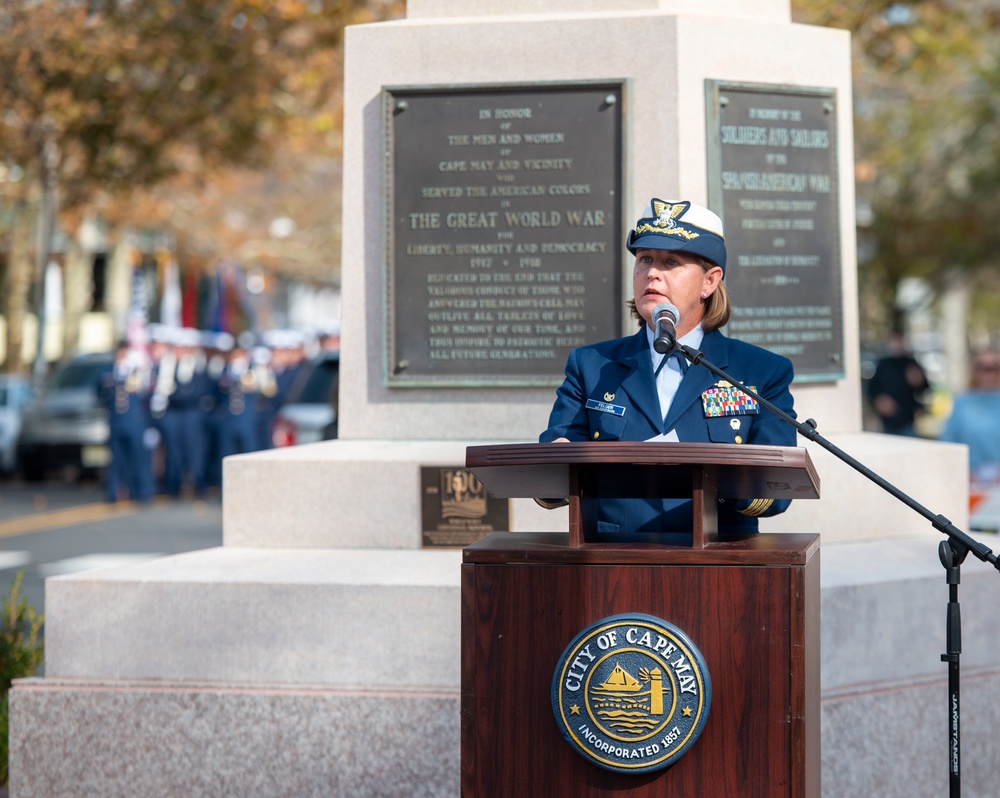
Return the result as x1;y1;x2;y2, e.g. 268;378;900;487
535;497;774;514
736;498;774;517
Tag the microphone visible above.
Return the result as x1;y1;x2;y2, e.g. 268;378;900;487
652;302;679;354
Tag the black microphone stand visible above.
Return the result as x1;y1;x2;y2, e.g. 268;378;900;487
679;342;1000;798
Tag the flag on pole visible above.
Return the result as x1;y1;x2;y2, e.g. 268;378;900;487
182;259;199;328
159;251;182;329
125;248;151;368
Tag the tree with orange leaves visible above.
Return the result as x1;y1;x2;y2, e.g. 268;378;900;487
0;0;403;371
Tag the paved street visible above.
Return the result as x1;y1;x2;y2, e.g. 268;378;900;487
0;477;223;625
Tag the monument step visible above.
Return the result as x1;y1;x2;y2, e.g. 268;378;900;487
44;546;462;688
16;537;1000;797
766;432;969;543
11;671;1000;798
10;678;460;798
219;434;968;549
222;439;567;549
42;536;1000;691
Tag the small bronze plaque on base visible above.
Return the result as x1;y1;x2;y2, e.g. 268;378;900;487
421;466;510;547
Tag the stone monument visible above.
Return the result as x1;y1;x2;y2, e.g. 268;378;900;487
11;1;1000;796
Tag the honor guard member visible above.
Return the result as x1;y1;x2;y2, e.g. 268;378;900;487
269;329;307;409
249;340;279;450
538;198;797;542
100;340;155;503
318;322;341;353
266;329;308;445
147;324;176;492
159;327;210;497
216;332;264;463
201;331;232;492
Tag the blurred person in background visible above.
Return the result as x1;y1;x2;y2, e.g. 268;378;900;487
866;328;930;436
216;333;268;464
160;328;211;497
273;330;309;403
318;323;341;353
99;340;154;503
261;330;302;447
940;349;1000;485
147;323;174;488
201;331;232;492
250;341;279;451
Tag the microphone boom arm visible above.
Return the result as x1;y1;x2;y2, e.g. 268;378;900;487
679;343;1000;571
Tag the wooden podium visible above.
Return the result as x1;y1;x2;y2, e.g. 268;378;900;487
461;442;821;797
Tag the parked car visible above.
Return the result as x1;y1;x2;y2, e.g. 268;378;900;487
271;351;340;447
17;351;114;480
0;374;35;475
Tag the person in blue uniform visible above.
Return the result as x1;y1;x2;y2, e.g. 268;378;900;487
159;327;211;497
200;331;231;492
99;341;155;503
146;323;174;492
215;334;264;463
539;198;797;541
249;342;279;451
270;330;308;409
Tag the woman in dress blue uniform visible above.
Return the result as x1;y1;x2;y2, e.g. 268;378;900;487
539;198;797;542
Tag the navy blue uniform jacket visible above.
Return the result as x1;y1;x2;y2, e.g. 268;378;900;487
540;327;797;541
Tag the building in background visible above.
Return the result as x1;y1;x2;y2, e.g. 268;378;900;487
0;217;341;372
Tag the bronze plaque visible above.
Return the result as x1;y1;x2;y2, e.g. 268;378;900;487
385;82;623;387
420;466;509;547
706;81;844;381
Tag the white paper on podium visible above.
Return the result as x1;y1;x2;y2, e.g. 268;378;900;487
644;430;680;443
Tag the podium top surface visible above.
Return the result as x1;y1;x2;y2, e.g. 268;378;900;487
463;531;820;565
466;441;820;502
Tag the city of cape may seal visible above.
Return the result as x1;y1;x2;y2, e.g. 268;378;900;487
551;613;711;774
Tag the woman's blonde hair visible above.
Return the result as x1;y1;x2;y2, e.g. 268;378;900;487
627;257;731;331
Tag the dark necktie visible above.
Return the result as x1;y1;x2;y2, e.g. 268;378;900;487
654;350;689;378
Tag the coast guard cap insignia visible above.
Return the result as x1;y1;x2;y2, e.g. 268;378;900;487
551;614;711;774
652;199;686;230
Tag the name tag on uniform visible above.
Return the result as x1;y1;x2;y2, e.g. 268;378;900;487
586;398;626;416
701;382;759;417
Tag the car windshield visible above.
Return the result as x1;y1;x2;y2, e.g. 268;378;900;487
48;360;109;391
294;359;340;405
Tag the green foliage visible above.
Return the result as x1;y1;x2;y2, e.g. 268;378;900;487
793;1;1000;337
0;571;44;786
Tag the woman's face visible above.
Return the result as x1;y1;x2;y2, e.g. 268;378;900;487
632;249;723;335
972;354;1000;390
